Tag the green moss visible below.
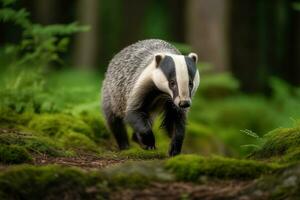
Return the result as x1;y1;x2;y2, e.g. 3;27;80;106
0;162;170;199
79;111;110;140
28;113;93;138
165;154;279;181
0;108;32;128
0;129;64;156
119;148;167;159
60;132;100;153
0;165;99;199
0;145;32;164
251;125;300;162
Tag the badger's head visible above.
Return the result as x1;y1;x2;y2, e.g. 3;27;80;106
151;53;200;108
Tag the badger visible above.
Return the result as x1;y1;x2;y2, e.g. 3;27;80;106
101;39;200;156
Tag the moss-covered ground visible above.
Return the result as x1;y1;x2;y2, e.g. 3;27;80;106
1;69;300;199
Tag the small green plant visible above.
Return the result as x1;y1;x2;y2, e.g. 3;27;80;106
0;0;88;113
0;0;88;68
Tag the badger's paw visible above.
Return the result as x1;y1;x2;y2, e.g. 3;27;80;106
132;132;156;150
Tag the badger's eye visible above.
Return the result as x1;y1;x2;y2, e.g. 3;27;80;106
189;81;193;88
169;80;176;88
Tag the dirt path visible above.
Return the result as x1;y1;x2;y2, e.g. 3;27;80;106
33;154;127;169
111;181;260;200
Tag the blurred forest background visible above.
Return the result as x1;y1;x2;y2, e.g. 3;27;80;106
1;0;300;158
1;0;300;91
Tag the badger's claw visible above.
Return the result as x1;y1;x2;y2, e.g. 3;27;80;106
145;145;156;150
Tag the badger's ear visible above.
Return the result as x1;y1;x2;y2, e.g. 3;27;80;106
154;53;164;67
188;52;198;63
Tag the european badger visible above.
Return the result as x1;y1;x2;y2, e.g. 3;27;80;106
101;39;200;156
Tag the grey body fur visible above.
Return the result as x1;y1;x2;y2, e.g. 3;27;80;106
101;39;180;118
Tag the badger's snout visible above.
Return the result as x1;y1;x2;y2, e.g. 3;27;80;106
179;100;191;108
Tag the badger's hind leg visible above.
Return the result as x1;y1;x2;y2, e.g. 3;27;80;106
103;106;129;150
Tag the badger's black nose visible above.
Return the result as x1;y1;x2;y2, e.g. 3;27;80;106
179;100;191;108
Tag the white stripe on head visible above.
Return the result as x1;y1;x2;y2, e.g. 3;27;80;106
152;67;173;98
168;54;190;101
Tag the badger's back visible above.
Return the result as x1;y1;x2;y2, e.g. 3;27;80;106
102;39;180;117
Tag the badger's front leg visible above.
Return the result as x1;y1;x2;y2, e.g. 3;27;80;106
125;110;155;150
163;105;187;156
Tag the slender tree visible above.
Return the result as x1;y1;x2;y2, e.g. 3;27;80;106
185;0;230;72
73;0;100;69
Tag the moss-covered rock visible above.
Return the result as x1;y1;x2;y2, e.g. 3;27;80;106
165;154;279;181
0;165;100;199
0;129;64;156
0;162;170;199
102;161;173;188
60;131;100;153
0;145;32;164
242;163;300;200
28;113;93;138
251;124;300;162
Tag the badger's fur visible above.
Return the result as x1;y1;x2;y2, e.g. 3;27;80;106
101;39;200;156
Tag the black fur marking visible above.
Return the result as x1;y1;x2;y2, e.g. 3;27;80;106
184;56;197;80
185;56;198;97
155;54;163;66
159;56;176;80
159;56;179;100
161;101;187;156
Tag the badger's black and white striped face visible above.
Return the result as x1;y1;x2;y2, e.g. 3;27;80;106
152;53;200;108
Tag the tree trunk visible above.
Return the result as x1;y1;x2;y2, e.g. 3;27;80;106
185;0;230;72
73;0;100;69
289;2;300;85
229;0;270;93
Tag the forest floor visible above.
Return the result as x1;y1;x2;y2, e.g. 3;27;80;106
1;71;300;199
1;122;300;200
0;127;256;200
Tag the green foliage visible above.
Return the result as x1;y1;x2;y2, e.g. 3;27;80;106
292;2;300;11
165;154;279;181
0;0;89;115
0;1;88;68
184;123;226;155
189;95;277;156
198;73;240;99
172;42;192;54
0;145;32;164
269;78;300;127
